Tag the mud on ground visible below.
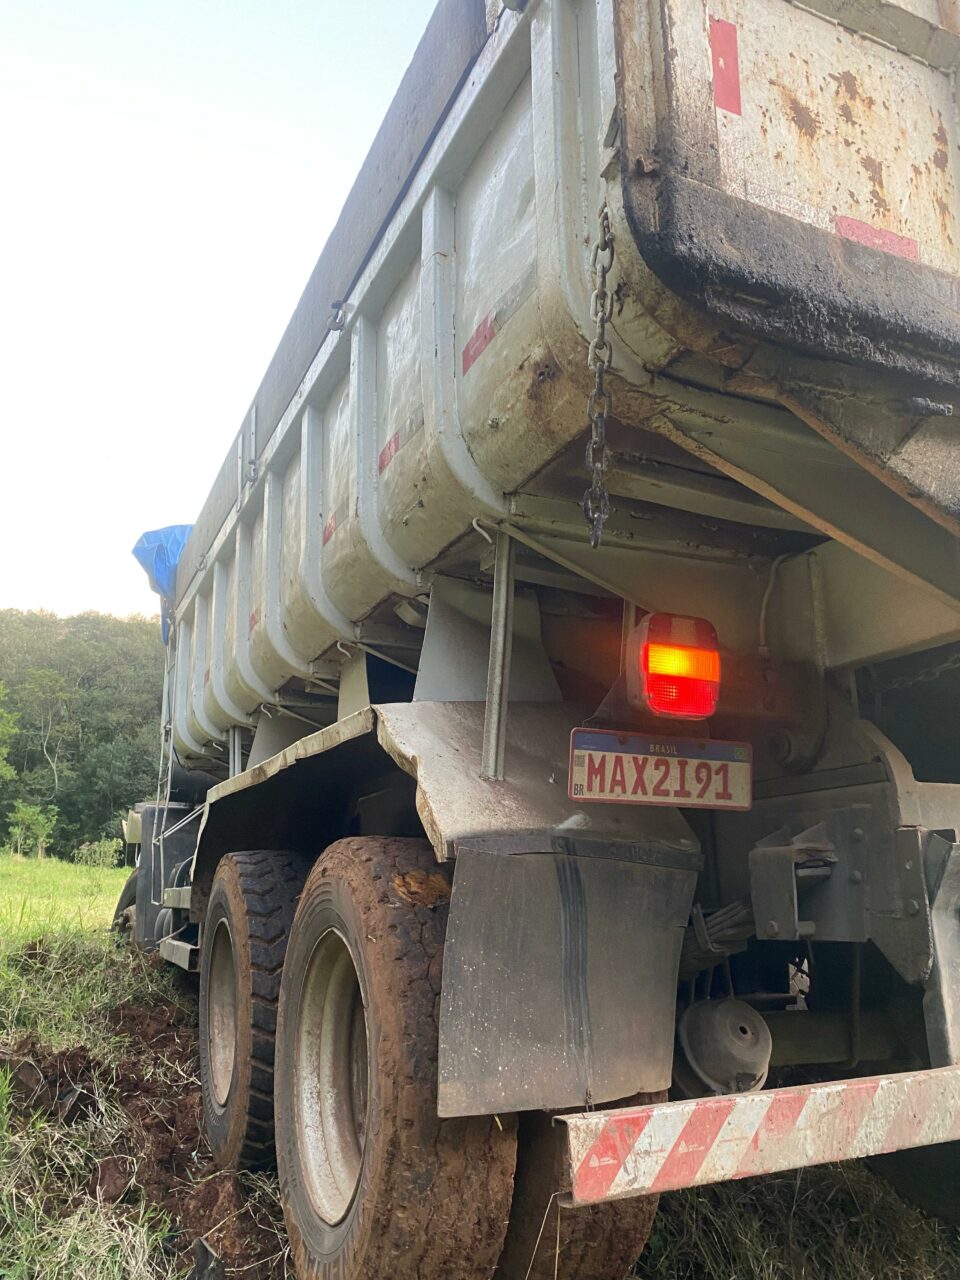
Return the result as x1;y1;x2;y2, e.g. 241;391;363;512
2;956;288;1279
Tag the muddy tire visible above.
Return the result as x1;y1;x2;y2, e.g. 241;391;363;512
275;836;518;1280
111;869;138;940
495;1106;659;1280
199;850;310;1170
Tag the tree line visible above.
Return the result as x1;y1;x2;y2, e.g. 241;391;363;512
0;611;164;858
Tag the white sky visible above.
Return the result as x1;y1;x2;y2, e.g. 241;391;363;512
0;0;437;618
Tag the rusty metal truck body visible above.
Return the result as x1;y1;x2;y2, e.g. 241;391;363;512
132;0;960;1273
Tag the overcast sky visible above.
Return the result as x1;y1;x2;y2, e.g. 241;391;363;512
0;0;437;617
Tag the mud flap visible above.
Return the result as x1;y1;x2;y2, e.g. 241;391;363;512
437;846;699;1117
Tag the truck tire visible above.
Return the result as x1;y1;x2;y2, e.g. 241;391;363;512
111;869;138;940
275;837;518;1280
495;1106;660;1280
199;850;310;1170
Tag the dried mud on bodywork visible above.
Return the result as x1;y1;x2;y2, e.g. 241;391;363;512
1;958;288;1279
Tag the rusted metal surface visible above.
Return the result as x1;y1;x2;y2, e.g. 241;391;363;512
176;0;490;600
940;0;960;37
561;1064;960;1205
616;0;960;386
704;0;960;276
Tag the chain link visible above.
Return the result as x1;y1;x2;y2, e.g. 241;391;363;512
875;648;960;694
583;204;615;548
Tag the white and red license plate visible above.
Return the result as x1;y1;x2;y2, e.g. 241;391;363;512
568;729;752;811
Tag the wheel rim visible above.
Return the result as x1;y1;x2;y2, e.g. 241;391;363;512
207;918;238;1107
296;929;369;1225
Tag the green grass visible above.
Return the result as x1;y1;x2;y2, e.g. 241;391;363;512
0;855;182;1278
0;856;179;1059
637;1164;960;1280
0;1065;174;1280
0;855;131;945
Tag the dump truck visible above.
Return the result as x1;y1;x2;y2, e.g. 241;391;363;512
122;1;960;1275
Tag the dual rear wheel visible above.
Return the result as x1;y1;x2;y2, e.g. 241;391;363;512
198;837;658;1279
198;850;311;1168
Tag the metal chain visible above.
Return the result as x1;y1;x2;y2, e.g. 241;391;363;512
583;203;615;548
876;648;960;693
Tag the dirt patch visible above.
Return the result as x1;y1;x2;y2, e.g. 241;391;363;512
393;868;452;908
4;987;287;1278
109;995;287;1278
0;1039;96;1123
91;1154;137;1203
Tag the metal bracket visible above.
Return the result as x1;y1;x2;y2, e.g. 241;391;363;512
923;834;960;1066
480;531;516;781
161;886;193;911
749;823;835;940
227;725;243;778
158;928;199;972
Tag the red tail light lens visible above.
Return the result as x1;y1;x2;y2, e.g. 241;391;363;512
627;614;721;720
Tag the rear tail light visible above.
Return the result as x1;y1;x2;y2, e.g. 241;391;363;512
626;614;721;720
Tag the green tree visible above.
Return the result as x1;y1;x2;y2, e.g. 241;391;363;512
0;611;163;854
7;801;58;858
0;682;16;788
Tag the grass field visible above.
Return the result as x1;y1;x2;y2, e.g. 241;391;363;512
0;856;286;1279
0;855;185;1278
0;857;131;944
1;854;960;1279
0;858;157;1060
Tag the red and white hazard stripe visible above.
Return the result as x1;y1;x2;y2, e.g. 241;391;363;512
561;1066;960;1206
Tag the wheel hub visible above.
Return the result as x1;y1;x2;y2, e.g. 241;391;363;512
296;929;369;1225
207;918;238;1107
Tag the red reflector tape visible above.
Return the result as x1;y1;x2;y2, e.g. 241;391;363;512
562;1066;960;1206
378;431;400;474
462;314;496;376
709;18;742;116
835;216;919;262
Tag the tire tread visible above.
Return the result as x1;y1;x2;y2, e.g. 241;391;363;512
277;836;517;1280
200;849;310;1170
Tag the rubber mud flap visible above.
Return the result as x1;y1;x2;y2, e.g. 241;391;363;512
275;837;518;1280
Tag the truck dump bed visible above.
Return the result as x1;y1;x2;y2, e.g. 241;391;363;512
176;0;490;595
170;0;960;770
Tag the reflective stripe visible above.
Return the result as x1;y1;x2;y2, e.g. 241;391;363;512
562;1066;960;1206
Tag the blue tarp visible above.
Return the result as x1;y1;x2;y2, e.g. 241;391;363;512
132;525;193;640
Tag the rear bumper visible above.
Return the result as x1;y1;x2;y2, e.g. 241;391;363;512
560;1065;960;1206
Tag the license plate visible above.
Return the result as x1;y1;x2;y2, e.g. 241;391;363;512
568;729;752;811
